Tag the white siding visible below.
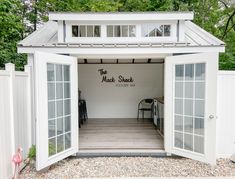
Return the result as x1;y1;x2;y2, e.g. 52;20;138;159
217;71;235;158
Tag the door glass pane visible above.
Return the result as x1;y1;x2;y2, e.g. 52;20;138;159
64;83;70;98
194;136;204;153
184;116;193;133
65;116;71;132
175;65;184;81
184;134;193;151
47;63;72;157
175;132;183;149
56;65;63;81
57;117;63;135
194;117;204;135
65;133;71;149
184;99;193;116
48;101;55;119
185;64;194;80
64;65;70;81
48;83;55;100
64;99;71;115
175;82;183;98
196;63;205;80
195;82;205;99
56;83;63;99
47;64;55;81
175;99;183;114
49;138;56;156
174;63;205;154
48;120;56;138
175;115;183;131
185;82;193;98
56;100;63;117
195;100;204;117
57;135;64;153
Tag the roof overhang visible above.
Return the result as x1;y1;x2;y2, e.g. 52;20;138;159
17;45;225;58
49;12;194;21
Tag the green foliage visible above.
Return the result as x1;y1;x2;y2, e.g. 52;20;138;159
0;0;234;70
86;0;122;12
220;32;235;70
28;145;36;160
148;0;173;11
169;0;235;70
120;0;151;11
0;0;27;70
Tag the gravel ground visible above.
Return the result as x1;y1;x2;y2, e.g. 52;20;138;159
21;157;235;178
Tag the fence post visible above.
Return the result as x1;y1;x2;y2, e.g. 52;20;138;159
5;63;16;175
24;65;32;151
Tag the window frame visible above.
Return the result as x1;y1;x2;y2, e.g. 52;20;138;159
106;25;136;37
142;24;171;37
71;25;101;38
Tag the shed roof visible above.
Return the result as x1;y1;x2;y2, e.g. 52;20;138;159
18;20;225;54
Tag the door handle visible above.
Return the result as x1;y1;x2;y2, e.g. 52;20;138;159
209;115;214;119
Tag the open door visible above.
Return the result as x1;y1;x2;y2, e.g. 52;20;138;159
34;51;78;170
165;53;218;165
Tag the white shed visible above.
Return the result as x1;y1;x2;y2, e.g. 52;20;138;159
18;11;225;171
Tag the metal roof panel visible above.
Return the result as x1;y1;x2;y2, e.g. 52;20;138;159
18;20;225;51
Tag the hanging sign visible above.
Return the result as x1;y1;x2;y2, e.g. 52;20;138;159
98;68;135;87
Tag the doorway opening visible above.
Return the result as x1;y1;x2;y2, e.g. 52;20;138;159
77;58;165;153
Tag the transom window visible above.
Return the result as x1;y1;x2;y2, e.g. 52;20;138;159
72;25;101;37
142;24;171;37
107;25;136;37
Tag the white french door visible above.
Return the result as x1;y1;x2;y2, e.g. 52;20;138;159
34;51;78;170
165;53;218;165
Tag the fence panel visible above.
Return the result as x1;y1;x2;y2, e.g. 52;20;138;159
0;63;31;179
0;70;13;179
217;71;235;158
14;71;31;160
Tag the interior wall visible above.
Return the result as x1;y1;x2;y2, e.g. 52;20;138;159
78;63;164;118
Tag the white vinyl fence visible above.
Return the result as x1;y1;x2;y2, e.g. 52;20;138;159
0;63;32;179
0;62;235;177
217;71;235;157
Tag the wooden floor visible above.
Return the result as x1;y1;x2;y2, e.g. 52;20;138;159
79;118;164;150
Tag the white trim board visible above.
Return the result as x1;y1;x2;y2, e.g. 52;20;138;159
18;46;225;54
49;12;194;21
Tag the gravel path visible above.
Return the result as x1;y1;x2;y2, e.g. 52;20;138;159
21;157;235;178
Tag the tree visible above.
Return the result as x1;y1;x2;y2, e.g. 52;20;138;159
0;0;234;70
166;0;235;70
0;0;26;70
